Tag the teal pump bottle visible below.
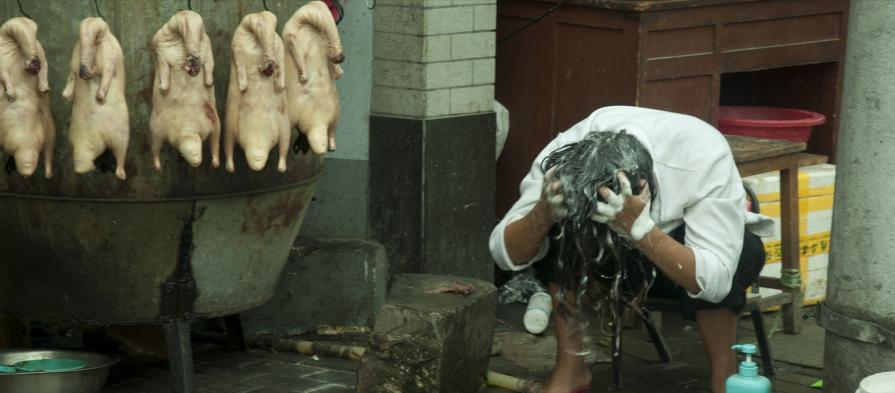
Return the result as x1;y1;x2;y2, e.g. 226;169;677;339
725;344;771;393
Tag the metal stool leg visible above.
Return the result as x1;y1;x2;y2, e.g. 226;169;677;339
164;320;195;393
639;308;672;362
751;310;775;376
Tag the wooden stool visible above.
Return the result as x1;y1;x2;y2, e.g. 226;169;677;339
727;135;828;333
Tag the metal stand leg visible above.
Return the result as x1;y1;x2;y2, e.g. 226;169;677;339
224;314;248;351
164;321;195;393
751;310;776;376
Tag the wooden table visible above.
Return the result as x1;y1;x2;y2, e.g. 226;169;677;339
726;135;828;334
495;0;849;216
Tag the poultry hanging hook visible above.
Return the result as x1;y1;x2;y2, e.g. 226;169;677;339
16;0;31;20
188;0;192;11
262;0;270;11
94;0;105;19
334;0;344;24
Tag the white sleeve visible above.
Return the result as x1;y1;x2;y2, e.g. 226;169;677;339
683;152;746;303
489;112;599;271
488;160;550;271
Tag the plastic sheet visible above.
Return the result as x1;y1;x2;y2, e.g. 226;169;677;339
498;269;548;305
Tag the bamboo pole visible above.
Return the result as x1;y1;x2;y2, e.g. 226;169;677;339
486;371;544;393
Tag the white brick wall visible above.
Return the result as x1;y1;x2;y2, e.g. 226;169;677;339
453;0;497;5
425;6;475;35
451;32;495;60
450;85;494;115
474;5;496;31
374;6;424;34
425;61;473;89
373;32;423;62
426;89;451;117
424;35;452;62
374;60;425;89
472;59;495;85
373;2;495;117
372;86;425;117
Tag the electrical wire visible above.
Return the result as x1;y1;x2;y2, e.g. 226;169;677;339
16;0;31;20
497;0;567;44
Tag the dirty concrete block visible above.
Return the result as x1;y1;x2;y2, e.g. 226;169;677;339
241;238;388;336
357;274;497;393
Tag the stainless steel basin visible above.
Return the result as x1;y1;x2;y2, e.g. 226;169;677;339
0;349;119;393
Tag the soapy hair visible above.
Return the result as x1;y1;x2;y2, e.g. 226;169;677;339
541;130;656;345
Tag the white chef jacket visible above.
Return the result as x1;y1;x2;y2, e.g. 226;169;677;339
489;106;772;303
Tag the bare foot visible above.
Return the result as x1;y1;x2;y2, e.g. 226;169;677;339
542;363;592;393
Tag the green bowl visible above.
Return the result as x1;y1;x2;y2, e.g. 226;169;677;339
13;359;87;373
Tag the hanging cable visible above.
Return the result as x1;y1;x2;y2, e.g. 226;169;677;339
94;0;105;19
16;0;31;20
262;0;270;11
497;0;567;44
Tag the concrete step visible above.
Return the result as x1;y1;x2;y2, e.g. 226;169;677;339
241;237;388;337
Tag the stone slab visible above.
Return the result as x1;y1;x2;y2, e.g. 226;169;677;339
357;274;497;393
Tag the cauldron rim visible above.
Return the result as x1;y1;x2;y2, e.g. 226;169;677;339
0;171;323;203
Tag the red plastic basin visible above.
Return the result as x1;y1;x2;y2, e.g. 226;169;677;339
718;106;826;143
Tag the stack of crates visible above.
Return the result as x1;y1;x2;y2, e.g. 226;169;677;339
742;164;836;306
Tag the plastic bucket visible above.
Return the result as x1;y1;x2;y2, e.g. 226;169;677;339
856;371;895;393
718;106;826;143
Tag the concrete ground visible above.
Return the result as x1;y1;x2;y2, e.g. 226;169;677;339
483;304;825;393
103;344;358;393
102;305;825;393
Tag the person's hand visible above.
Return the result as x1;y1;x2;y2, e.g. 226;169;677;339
540;167;569;222
590;171;655;241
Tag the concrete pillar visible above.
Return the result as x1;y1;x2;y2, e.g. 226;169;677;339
822;1;895;391
369;0;496;280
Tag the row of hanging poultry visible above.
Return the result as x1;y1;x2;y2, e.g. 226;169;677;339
0;1;343;180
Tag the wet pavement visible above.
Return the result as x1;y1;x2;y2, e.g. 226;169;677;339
103;305;825;393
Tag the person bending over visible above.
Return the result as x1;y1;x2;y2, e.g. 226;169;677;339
489;106;769;393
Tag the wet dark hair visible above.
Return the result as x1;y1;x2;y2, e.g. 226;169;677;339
541;130;657;341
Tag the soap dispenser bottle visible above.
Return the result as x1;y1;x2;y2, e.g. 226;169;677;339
725;344;772;393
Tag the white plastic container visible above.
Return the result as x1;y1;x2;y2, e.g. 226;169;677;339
524;292;553;334
856;371;895;393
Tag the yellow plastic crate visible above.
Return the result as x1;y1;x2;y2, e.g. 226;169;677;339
745;164;835;307
743;163;836;203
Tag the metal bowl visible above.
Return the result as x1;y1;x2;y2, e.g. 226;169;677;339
0;349;119;393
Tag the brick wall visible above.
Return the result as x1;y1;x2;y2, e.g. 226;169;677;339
372;0;496;118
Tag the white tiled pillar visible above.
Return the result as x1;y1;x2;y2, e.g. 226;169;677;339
372;0;496;118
